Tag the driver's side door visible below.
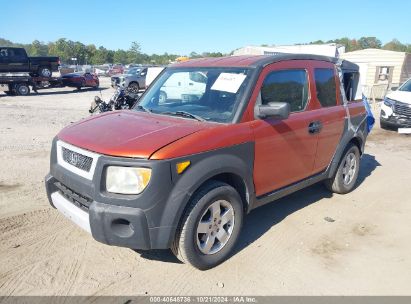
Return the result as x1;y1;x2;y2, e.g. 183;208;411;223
251;61;320;197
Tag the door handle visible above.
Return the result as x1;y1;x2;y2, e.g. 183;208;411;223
308;121;323;134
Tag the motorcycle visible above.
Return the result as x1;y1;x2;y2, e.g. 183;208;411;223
89;87;139;114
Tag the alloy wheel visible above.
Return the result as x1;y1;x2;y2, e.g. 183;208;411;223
196;200;235;255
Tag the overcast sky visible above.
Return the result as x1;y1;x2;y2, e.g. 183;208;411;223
1;0;410;55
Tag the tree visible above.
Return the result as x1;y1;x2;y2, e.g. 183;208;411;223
383;39;407;52
27;40;48;56
358;37;382;49
92;46;112;64
113;49;129;64
128;41;142;63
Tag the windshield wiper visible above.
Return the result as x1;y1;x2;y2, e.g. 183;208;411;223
161;111;206;122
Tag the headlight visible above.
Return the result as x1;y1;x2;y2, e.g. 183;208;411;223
106;166;151;194
384;98;395;107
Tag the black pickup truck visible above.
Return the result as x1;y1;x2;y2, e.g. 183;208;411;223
0;47;60;77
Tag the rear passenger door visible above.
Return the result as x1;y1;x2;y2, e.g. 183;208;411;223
251;61;319;196
310;62;346;173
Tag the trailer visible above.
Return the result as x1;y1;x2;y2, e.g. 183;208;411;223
0;74;64;96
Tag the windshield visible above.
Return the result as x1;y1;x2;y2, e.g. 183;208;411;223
135;67;253;123
399;79;411;92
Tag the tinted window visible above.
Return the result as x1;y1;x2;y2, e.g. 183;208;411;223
315;68;337;107
399;79;411;92
13;48;26;57
261;69;308;112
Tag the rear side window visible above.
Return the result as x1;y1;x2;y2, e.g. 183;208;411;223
261;69;308;112
13;48;26;57
314;68;337;107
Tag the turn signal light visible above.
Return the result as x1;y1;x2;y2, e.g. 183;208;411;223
176;161;191;174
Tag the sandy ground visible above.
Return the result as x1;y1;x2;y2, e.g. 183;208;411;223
0;78;410;295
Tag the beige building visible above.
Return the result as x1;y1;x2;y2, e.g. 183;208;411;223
340;49;411;92
233;44;345;58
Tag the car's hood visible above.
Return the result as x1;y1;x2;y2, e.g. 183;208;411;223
57;111;208;159
386;91;411;104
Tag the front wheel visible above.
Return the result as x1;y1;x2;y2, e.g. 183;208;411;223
77;79;86;90
128;82;139;94
171;181;244;270
325;143;360;194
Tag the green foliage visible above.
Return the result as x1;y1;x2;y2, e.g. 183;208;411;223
0;38;185;65
383;39;407;52
2;36;410;66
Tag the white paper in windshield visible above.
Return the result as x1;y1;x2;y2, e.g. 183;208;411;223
211;73;247;94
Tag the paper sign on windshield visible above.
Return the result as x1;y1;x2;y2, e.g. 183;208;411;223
211;73;247;94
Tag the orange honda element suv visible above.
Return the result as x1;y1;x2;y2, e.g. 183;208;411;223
46;54;368;269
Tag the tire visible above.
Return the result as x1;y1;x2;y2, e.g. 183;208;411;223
324;143;360;194
38;66;52;78
171;181;244;270
15;83;30;96
94;80;100;89
159;91;167;103
77;79;86;90
128;82;139;94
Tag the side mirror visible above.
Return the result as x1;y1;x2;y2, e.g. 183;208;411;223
390;86;398;91
255;102;290;120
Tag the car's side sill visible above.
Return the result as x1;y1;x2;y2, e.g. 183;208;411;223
252;170;328;209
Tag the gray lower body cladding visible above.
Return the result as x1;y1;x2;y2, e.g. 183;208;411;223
45;138;255;250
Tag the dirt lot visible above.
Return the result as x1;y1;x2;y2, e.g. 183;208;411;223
0;78;410;295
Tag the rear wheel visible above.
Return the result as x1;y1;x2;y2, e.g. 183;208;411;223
77;79;86;90
15;83;30;96
171;181;244;270
325;143;360;194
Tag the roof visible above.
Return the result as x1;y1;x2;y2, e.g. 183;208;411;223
171;54;358;71
342;48;407;56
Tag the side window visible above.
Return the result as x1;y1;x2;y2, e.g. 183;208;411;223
261;69;308;112
13;48;26;58
314;68;337;107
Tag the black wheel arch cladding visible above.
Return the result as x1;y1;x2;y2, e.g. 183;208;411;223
161;142;255;237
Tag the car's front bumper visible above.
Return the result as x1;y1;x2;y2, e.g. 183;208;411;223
380;102;411;127
44;138;191;250
46;174;152;248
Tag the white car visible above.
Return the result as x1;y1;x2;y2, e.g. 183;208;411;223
159;72;206;103
380;78;411;129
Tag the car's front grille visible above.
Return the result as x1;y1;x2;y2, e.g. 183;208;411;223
54;181;92;212
62;147;93;172
393;101;411;117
